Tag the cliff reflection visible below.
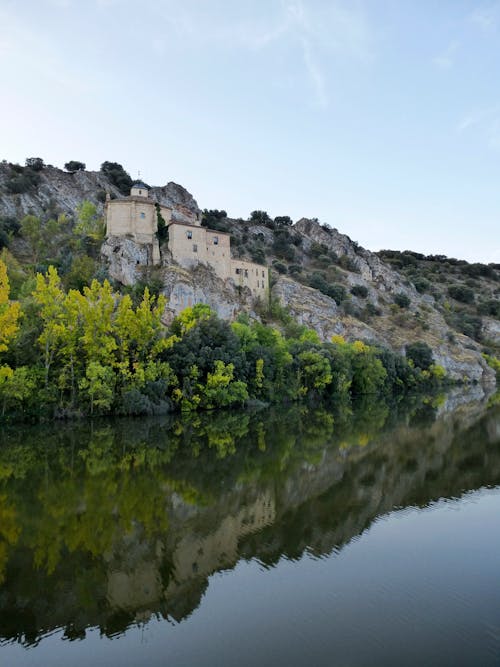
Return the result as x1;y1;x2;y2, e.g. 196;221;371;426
0;388;498;645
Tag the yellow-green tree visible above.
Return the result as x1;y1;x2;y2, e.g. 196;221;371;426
0;259;21;354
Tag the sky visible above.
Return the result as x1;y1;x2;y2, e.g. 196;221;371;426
0;0;499;263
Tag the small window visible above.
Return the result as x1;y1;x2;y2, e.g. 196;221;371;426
139;190;142;195
244;269;248;278
140;212;145;219
262;270;264;277
235;268;241;275
213;236;219;245
193;244;197;252
187;231;192;239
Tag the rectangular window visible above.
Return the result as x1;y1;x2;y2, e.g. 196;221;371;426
235;268;241;274
244;269;248;278
187;231;192;239
193;244;197;252
213;236;218;245
262;270;264;277
140;212;145;219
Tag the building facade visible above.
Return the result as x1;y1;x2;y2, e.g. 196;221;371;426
105;182;268;297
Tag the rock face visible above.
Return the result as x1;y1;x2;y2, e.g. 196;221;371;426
272;276;493;383
149;182;200;224
0;163;200;223
0;162;495;385
0;165;120;219
160;264;255;324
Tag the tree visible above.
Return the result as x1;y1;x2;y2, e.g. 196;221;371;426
100;162;132;195
406;342;433;371
64;161;86;173
249;210;273;227
394;292;411;308
274;216;292;227
79;362;115;415
25;157;44;171
33;266;66;387
75;201;105;241
0;260;21;354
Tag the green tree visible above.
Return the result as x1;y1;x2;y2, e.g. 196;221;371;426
79;362;115;415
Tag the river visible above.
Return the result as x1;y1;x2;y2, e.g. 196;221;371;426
0;388;499;666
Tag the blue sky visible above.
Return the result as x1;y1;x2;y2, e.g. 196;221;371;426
1;0;499;262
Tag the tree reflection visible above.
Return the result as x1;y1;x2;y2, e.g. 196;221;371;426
0;391;497;644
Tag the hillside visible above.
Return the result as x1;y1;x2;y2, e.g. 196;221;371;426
0;159;497;384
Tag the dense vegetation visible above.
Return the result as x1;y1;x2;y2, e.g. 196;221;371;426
0;257;447;421
378;249;500;350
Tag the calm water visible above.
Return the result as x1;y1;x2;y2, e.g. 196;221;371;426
0;388;499;666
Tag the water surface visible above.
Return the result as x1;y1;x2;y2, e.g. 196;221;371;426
0;389;499;666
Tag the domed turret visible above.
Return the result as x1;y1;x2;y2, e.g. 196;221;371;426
130;180;149;198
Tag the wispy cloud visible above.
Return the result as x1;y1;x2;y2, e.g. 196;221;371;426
433;40;459;70
470;4;499;32
150;0;372;109
457;105;500;149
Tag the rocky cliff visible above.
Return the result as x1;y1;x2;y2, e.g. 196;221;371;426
0;161;496;384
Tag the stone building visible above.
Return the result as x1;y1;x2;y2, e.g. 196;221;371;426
105;181;268;297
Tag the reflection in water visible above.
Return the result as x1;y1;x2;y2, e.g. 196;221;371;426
0;387;498;656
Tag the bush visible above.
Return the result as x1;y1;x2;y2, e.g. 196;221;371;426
413;277;431;294
274;215;292;227
201;209;228;230
406;342;433;370
308;273;346;304
365;303;382;317
394;292;411;308
6;168;40;194
65;161;86;173
477;299;500;318
310;242;328;258
25;157;44;171
350;285;368;298
448;311;482;340
338;255;359;272
448;284;474;304
100;161;132;195
288;264;302;275
250;247;266;265
0;216;20;249
272;261;287;274
249;210;273;227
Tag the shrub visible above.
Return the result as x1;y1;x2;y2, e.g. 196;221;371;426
365;303;382;317
448;284;475;304
201;209;228;230
448;311;482;340
338;255;359;272
288;264;302;274
274;215;292;227
310;242;328;258
6;168;40;194
0;216;20;249
406;342;433;370
100;161;132;195
250;248;266;265
413;277;430;294
272;261;287;274
308;273;346;304
477;299;500;317
25;157;44;171
394;292;411;308
350;285;368;298
65;161;86;172
249;210;273;227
